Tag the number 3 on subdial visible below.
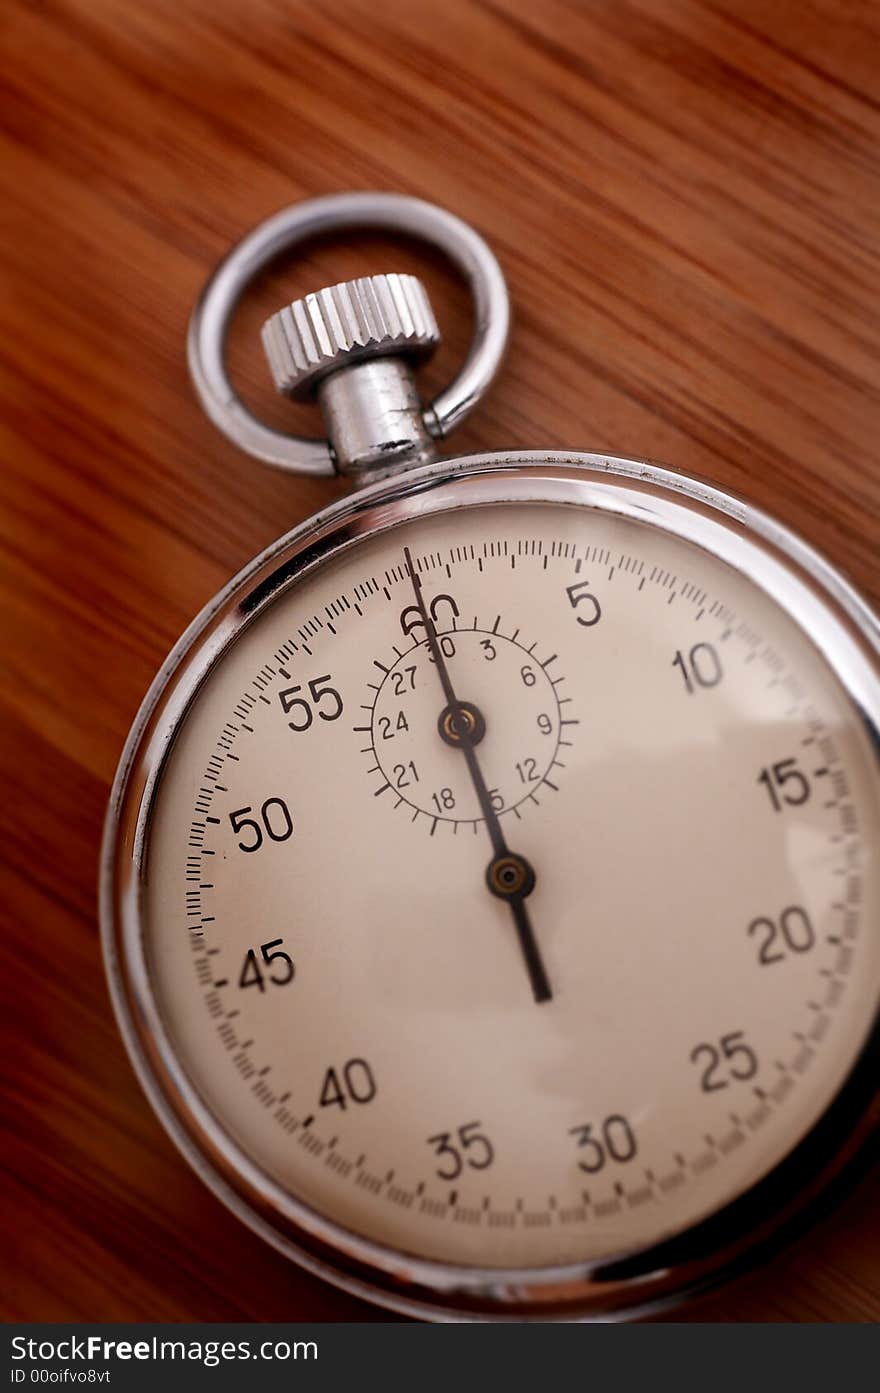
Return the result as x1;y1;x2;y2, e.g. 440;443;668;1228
361;619;575;826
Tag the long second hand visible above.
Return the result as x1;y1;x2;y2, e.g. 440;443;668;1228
404;546;552;1004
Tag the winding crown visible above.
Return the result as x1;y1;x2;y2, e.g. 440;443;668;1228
261;273;440;399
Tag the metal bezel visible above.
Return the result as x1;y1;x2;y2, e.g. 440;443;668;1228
100;451;880;1321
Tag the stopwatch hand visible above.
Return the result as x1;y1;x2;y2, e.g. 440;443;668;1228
404;547;553;1004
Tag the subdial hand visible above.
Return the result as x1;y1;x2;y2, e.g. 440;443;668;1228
404;547;553;1004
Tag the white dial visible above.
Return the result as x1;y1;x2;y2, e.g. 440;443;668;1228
135;488;880;1282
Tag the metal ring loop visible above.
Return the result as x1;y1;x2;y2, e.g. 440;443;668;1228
186;192;511;476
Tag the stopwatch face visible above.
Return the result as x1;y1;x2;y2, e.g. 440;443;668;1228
105;456;880;1319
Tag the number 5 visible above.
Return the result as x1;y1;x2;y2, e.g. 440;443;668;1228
566;580;602;627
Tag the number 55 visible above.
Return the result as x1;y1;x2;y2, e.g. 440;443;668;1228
279;674;344;732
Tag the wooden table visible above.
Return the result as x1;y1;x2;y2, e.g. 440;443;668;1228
2;0;878;1322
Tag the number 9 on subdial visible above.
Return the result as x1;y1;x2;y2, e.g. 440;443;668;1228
364;614;573;824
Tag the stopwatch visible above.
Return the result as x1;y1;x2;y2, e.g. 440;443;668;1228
101;192;880;1321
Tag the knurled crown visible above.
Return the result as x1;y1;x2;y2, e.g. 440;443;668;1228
261;273;440;399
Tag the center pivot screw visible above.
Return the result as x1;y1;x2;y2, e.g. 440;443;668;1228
486;853;536;900
438;701;486;747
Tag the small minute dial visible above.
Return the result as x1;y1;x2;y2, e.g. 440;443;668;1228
365;615;571;827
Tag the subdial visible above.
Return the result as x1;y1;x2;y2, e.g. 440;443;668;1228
365;624;570;824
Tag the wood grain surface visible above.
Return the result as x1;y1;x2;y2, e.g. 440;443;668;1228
2;0;879;1322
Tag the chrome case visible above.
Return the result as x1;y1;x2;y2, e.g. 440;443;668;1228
101;450;880;1322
